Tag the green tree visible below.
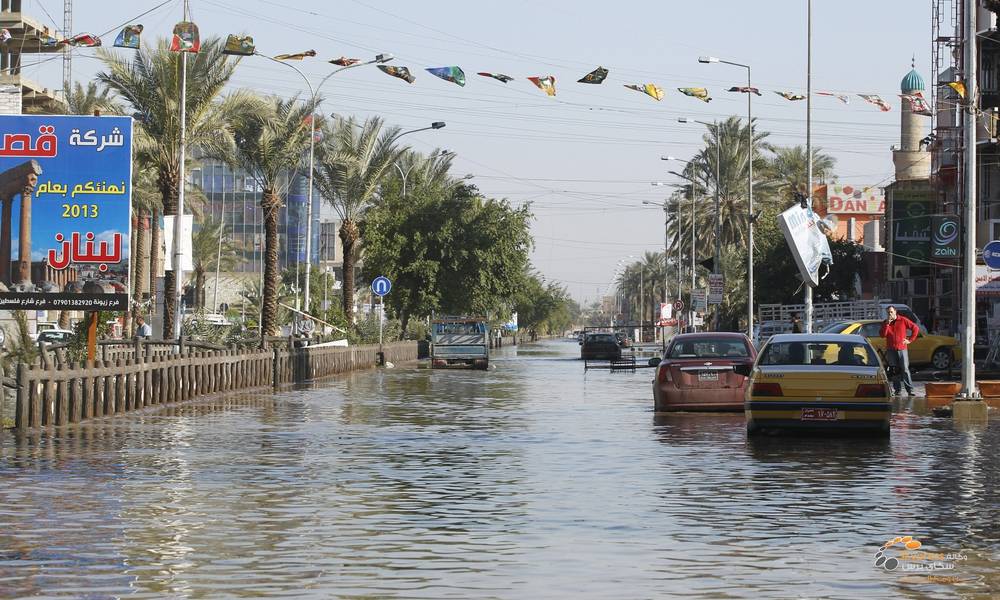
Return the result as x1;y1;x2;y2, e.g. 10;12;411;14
191;218;239;310
768;145;837;203
314;116;408;324
97;37;245;337
228;96;312;339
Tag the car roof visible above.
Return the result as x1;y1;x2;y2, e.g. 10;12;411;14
670;332;750;341
766;333;870;344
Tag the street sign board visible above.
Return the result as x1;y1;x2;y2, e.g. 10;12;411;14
0;115;133;311
673;299;684;312
777;204;832;287
691;289;708;312
371;275;392;297
659;302;672;319
985;241;1000;270
708;274;724;304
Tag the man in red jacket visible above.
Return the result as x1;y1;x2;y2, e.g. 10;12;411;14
880;306;919;396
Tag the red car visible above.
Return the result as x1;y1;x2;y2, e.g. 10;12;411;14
651;333;757;412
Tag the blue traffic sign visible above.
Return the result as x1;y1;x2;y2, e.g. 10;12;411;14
371;276;392;297
985;241;1000;269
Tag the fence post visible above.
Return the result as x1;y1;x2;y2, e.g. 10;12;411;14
15;362;28;432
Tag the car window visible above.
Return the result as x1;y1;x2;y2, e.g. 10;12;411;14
588;334;616;343
758;341;877;366
821;322;852;334
861;323;883;337
668;338;750;358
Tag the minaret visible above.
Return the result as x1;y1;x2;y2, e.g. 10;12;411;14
893;59;931;180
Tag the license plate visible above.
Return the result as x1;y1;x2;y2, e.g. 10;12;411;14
801;408;838;421
698;371;719;382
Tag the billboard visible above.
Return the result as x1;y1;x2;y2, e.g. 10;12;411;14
0;115;132;310
930;215;960;259
823;184;885;215
889;183;933;267
777;204;833;287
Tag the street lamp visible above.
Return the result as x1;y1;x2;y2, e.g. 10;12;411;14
677;117;723;330
257;51;393;317
699;55;754;338
666;161;699;333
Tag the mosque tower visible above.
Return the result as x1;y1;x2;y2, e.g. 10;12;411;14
892;61;931;180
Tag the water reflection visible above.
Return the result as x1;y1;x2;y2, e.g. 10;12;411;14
0;341;999;598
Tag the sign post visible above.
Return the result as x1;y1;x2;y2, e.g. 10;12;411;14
984;240;1000;270
371;276;391;364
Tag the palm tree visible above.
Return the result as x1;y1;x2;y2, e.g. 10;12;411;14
314;116;408;323
191;218;239;310
768;145;837;204
228;95;312;339
97;37;243;337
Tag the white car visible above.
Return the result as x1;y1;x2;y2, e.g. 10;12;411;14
37;329;75;344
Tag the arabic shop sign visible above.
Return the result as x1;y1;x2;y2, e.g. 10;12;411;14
890;184;933;267
931;215;961;259
0;115;132;311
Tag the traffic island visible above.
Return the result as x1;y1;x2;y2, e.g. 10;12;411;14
953;400;988;422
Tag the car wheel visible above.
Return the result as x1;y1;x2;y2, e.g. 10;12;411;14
931;347;953;370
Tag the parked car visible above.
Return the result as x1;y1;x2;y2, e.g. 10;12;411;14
37;329;75;344
821;319;959;370
650;333;756;411
740;333;891;435
581;332;622;360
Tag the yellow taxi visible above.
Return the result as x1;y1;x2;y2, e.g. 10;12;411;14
738;333;891;435
822;320;960;370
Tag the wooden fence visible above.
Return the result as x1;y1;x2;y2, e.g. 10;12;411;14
11;341;418;433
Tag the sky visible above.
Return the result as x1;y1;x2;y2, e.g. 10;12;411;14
15;0;930;304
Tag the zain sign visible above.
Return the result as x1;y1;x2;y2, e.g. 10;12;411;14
931;215;961;259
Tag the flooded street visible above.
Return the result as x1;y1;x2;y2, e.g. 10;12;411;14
2;339;1000;598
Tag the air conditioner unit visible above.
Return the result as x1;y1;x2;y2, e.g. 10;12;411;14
990;219;1000;241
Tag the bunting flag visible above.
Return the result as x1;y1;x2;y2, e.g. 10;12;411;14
330;57;360;67
477;72;514;83
274;50;316;60
727;86;762;96
678;87;711;102
578;66;608;84
1;29;12;45
816;91;850;104
378;65;416;83
947;81;967;98
858;93;891;111
775;91;806;101
900;91;932;116
527;76;557;96
170;21;200;53
113;24;143;49
60;33;102;47
38;33;60;47
624;83;664;101
426;66;466;87
221;34;254;56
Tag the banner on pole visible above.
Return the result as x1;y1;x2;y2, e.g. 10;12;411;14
708;274;724;304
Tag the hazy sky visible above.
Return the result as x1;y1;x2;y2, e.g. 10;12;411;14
17;0;929;303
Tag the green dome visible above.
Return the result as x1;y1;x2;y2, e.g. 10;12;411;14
901;68;925;92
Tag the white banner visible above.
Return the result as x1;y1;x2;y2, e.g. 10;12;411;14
163;215;194;272
777;204;833;287
708;274;724;304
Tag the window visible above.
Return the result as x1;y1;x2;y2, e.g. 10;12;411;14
861;323;883;337
668;337;750;358
759;342;877;366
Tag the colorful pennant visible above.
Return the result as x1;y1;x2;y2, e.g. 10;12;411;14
477;72;514;83
678;87;711;102
578;66;608;84
728;86;762;96
947;81;967;99
0;29;11;45
527;76;557;97
426;66;466;87
378;65;416;83
170;21;200;53
775;91;806;101
900;91;932;116
816;91;850;104
624;83;664;101
330;57;360;67
60;33;102;47
38;33;60;47
222;34;255;56
858;94;891;111
274;50;316;61
113;24;143;49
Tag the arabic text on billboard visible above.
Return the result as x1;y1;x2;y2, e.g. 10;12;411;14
825;184;885;215
0;115;132;310
890;185;933;267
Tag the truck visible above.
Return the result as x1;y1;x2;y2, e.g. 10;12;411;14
755;299;925;345
431;316;489;370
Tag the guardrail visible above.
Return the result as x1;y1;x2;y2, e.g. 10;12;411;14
9;340;418;433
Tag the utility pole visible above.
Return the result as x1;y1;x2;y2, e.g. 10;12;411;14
804;0;814;333
172;1;190;342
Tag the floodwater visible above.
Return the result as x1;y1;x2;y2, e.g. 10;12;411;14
1;339;999;599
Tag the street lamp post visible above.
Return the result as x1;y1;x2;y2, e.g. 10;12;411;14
666;159;698;332
678;118;722;330
700;55;753;338
646;187;672;344
257;52;394;318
